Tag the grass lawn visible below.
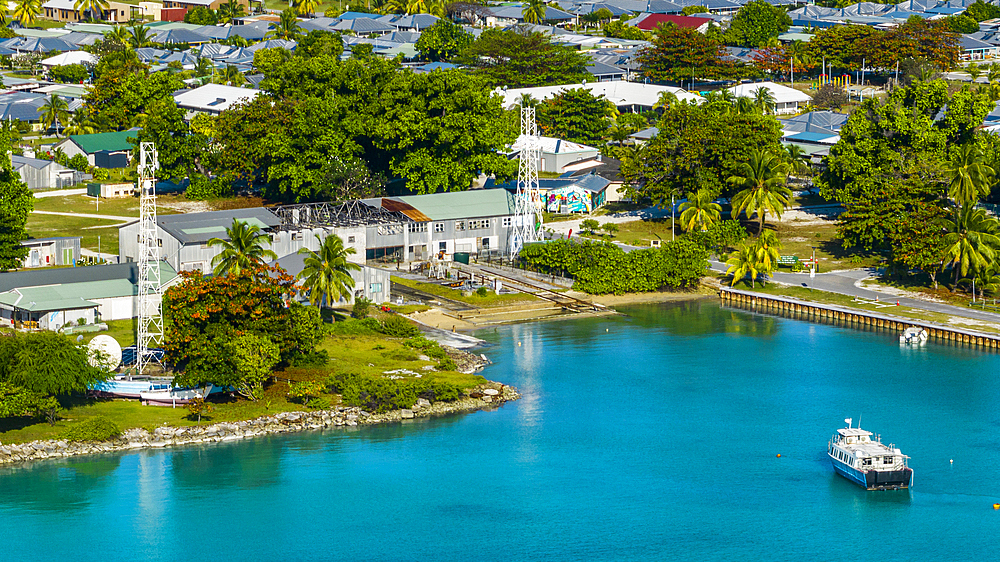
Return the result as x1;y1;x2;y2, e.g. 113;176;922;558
0;329;488;445
578;218;676;248
772;219;881;271
26;212;123;252
391;275;541;307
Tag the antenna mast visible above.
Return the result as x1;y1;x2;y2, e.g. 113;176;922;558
136;142;162;374
508;104;543;262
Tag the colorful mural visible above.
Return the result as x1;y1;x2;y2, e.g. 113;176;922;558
545;186;593;214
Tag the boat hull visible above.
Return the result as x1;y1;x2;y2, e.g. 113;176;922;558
832;459;912;490
140;385;215;407
90;378;172;399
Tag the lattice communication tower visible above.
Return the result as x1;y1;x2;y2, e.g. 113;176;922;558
136;142;163;374
508;104;543;261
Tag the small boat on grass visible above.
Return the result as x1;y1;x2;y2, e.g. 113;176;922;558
140;384;216;407
828;419;913;490
91;377;173;399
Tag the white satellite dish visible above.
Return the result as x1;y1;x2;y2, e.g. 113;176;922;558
88;335;122;371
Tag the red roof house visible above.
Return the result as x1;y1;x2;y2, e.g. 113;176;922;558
634;14;713;33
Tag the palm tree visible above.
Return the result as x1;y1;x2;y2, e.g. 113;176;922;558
989;63;1000;85
226;35;250;48
105;25;129;46
266;8;302;41
292;0;318;17
14;0;42;26
193;57;213;78
128;25;154;48
207;219;278;276
521;0;547;24
783;144;810;177
678;189;722;232
297;234;361;308
946;143;995;205
726;243;762;288
728;149;792;233
653;90;678;112
967;63;983;83
753;229;781;275
74;0;110;21
217;0;245;22
733;96;757;115
38;94;70;136
517;93;539;109
214;64;245;86
0;1;8;24
750;86;777;115
943;203;1000;292
64;108;97;135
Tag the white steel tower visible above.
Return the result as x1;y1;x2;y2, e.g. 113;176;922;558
136;142;162;374
508;104;543;261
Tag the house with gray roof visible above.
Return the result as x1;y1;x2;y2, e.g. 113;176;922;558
333;17;396;35
485;6;575;27
12;154;83;189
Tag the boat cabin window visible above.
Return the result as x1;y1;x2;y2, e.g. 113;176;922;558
883;457;894;465
863;458;872;466
845;437;854;444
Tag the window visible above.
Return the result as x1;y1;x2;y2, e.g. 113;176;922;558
292;232;302;241
348;236;356;243
369;283;383;293
502;217;512;228
157;239;162;247
377;224;403;235
434;222;444;233
455;221;466;231
439;242;447;251
469;219;490;230
883;456;894;465
408;222;427;233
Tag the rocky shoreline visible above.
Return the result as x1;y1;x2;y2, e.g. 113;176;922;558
0;383;520;467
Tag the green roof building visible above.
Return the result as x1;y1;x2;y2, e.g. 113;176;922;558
53;129;138;168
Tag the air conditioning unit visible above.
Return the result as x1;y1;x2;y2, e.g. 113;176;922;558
650;240;661;248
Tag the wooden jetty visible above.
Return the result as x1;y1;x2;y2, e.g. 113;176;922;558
719;288;1000;351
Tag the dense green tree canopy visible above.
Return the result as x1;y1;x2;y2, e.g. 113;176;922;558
0;134;33;271
638;23;744;83
84;51;183;130
457;27;591;87
536;88;615;146
964;0;1000;22
221;54;516;199
163;266;321;389
0;332;109;397
620;102;784;204
818;81;993;253
415;19;473;61
725;0;792;48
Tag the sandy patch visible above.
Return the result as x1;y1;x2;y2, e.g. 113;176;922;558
159;200;213;214
776;208;838;226
591;291;709;306
407;309;474;331
858;280;945;303
946;317;1000;331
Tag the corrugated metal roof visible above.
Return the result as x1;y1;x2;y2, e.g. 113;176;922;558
158;208;281;244
381;198;432;222
64;130;137;154
390;190;515;221
0;278;132;311
0;262;175;293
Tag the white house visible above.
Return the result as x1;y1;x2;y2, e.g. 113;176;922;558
499;81;704;112
173;83;261;117
509;136;600;174
727;81;812;115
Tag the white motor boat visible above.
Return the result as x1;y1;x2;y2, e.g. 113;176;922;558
140;384;215;407
899;327;928;346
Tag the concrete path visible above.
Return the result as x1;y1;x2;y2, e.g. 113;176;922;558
31;210;134;221
33;188;87;198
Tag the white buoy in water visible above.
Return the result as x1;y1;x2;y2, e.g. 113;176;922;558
950;459;954;464
518;342;521;346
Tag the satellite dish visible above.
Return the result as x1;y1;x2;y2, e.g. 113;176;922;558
88;335;122;371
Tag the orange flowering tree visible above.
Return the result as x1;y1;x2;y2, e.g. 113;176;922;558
162;265;322;392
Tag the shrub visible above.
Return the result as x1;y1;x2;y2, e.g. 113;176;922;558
813;84;847;110
403;336;437;350
289;349;329;366
476;286;488;297
61;416;121;442
309;396;332;410
580;218;600;234
49;63;88;84
288;380;325;405
329;317;381;335
68;154;89;172
352;297;371;319
326;372;464;412
92;168;109;180
378;315;419;338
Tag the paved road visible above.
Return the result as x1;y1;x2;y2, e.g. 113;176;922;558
33;188;87;198
710;260;1000;323
31;210;134;221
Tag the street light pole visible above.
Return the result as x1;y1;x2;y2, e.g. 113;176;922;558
810;246;816;279
671;193;675;242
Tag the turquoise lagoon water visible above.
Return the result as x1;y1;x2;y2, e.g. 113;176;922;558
2;300;1000;561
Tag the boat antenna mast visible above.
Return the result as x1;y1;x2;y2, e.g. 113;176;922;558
508;103;543;263
136;142;163;375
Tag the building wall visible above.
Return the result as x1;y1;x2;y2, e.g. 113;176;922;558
91;295;135;322
21;238;80;268
38;307;94;331
164;0;248;10
18;162;79;190
53;139;89;162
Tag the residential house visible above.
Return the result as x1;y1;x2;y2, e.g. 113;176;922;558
500;81;703;112
509;136;601;174
54;130;137;168
12;154;83;189
630;13;713;32
173;83;261;117
485;173;611;214
727;81;812;115
163;0;249;11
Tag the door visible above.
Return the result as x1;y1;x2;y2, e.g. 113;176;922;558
63;248;73;265
29;249;39;267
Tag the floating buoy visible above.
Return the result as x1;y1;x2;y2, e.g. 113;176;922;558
606;328;609;332
950;459;954;464
994;503;1000;510
896;300;900;306
518;342;521;346
776;454;781;458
